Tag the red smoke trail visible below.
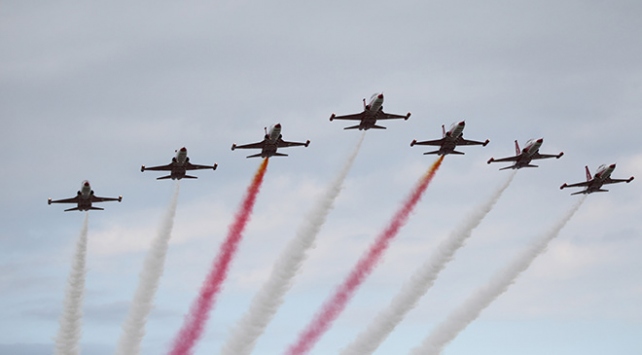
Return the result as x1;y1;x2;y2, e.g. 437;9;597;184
286;156;444;355
169;158;269;355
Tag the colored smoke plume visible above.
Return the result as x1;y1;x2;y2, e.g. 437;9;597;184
169;158;269;355
286;155;444;355
55;213;89;355
116;182;180;355
342;171;516;355
411;196;586;355
221;133;365;355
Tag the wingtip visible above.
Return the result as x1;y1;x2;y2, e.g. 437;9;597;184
410;139;416;147
560;183;568;190
483;139;490;147
628;176;635;183
557;152;564;159
213;163;218;170
487;158;494;164
405;112;411;120
231;144;236;151
329;114;335;121
48;198;52;205
141;165;145;172
305;140;310;147
118;196;122;202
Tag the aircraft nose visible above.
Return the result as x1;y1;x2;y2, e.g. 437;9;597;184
275;123;281;128
537;138;544;143
180;147;187;152
84;181;90;187
458;121;465;126
610;163;616;169
378;93;384;99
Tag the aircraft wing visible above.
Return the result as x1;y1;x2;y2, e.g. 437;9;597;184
91;195;122;203
277;138;309;148
141;163;173;171
458;138;488;146
232;140;266;150
532;152;563;160
330;112;365;121
561;181;592;188
488;155;520;163
604;177;634;185
377;111;410;120
49;196;81;204
411;138;446;146
184;162;217;170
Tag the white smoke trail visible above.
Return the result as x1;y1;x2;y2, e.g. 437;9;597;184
220;133;366;355
55;212;89;355
341;171;516;355
115;182;180;355
411;196;586;355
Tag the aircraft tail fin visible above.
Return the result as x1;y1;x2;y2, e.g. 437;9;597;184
442;124;446;137
343;125;362;130
183;175;198;179
371;125;387;129
585;165;592;181
156;175;173;180
514;140;521;156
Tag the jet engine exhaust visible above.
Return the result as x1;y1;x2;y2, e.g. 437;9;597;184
55;213;89;355
341;171;517;355
286;155;445;355
221;132;366;355
116;182;181;355
169;158;269;355
411;196;586;355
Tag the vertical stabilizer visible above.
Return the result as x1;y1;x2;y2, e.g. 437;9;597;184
585;166;592;181
514;140;521;156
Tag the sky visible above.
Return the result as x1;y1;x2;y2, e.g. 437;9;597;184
1;1;641;354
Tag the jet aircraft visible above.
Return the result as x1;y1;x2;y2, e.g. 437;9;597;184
231;123;310;158
560;164;634;195
487;138;563;170
410;121;489;155
329;93;411;130
48;181;122;212
141;147;217;180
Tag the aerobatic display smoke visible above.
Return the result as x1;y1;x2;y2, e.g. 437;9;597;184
221;133;366;355
116;183;181;355
169;158;269;355
286;155;445;355
411;196;586;355
55;213;89;355
342;171;517;355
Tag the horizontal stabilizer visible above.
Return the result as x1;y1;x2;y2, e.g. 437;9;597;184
156;175;173;180
88;206;105;211
370;125;387;129
183;175;198;179
524;164;539;168
422;150;441;155
272;152;288;157
246;153;264;158
64;207;82;212
499;165;518;171
343;125;362;130
451;150;465;155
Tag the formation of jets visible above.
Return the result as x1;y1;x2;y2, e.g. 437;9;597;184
48;93;634;211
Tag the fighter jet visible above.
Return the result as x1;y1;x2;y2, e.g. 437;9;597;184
329;93;411;130
487;138;563;170
410;121;489;155
231;123;310;158
141;147;217;180
560;164;634;195
48;180;122;212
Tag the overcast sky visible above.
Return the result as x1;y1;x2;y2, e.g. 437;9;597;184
2;1;641;354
